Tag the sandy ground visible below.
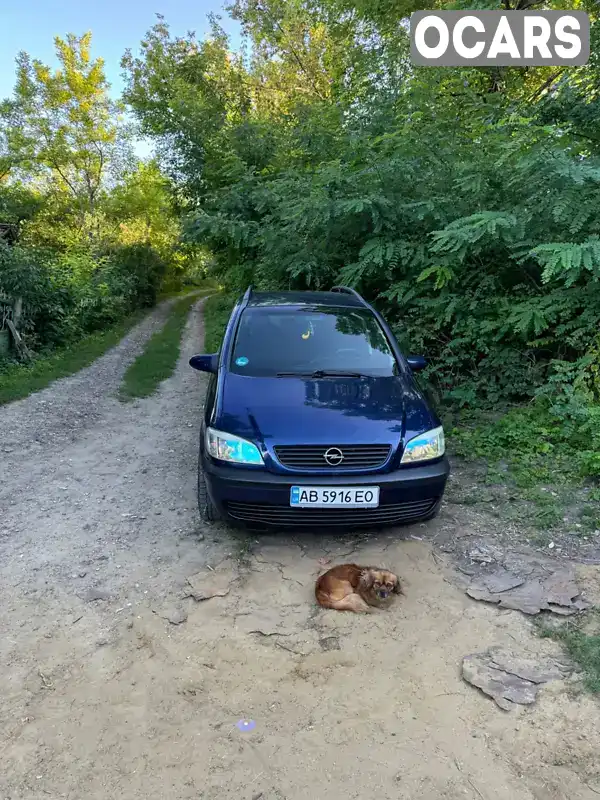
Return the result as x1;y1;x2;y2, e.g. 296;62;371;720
2;297;600;800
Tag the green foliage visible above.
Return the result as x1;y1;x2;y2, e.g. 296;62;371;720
532;238;600;286
0;32;205;367
0;239;171;351
452;396;600;485
122;4;600;414
0;32;133;214
107;243;168;308
0;183;43;223
202;293;236;353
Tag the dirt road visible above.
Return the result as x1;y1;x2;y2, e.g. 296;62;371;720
2;297;600;800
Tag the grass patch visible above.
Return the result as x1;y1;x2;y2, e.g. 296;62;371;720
536;611;600;694
0;309;147;406
119;292;209;401
203;292;236;353
449;400;600;536
450;400;600;486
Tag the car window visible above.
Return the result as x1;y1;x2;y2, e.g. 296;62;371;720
229;306;400;377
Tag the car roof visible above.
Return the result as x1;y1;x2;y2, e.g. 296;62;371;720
245;291;366;309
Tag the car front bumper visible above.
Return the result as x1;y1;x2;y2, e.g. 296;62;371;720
202;455;450;529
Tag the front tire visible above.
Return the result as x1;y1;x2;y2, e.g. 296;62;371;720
197;452;221;523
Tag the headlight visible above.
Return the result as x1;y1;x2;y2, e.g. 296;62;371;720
400;426;445;464
206;427;264;465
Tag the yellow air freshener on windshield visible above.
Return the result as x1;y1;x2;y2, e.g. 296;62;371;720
301;320;314;340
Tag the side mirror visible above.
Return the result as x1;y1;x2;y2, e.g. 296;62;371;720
189;353;219;373
406;355;427;371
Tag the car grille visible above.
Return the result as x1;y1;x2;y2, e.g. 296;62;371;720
273;444;391;470
226;498;437;528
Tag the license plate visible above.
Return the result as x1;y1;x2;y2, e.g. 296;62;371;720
290;486;380;508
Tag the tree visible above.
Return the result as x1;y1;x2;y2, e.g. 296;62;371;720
122;16;253;201
0;32;133;216
105;160;181;255
123;2;600;406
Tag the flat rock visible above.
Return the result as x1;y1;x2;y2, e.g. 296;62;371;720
544;573;582;607
186;567;236;601
481;569;525;594
462;647;569;710
467;564;590;616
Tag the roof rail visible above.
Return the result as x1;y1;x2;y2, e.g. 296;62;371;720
240;285;253;306
330;285;369;307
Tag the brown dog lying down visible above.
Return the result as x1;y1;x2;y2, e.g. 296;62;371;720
315;563;402;613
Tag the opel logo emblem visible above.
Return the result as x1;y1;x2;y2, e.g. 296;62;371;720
324;447;344;466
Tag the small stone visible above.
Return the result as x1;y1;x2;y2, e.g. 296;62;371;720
84;588;111;602
152;605;188;625
198;534;205;542
469;547;495;564
319;636;341;651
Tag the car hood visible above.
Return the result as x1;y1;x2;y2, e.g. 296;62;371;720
215;373;437;447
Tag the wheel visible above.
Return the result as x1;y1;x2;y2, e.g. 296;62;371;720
197;450;222;523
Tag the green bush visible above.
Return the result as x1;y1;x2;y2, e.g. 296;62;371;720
0;240;170;355
108;243;168;308
452;395;600;485
202;293;236;353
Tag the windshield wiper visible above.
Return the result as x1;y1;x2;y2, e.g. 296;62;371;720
276;370;366;378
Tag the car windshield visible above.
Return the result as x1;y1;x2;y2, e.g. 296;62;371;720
229;306;400;378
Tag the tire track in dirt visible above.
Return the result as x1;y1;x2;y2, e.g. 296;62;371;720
1;297;179;457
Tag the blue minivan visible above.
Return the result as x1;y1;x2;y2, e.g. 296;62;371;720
190;286;449;529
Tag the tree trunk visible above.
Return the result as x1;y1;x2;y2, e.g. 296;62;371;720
13;296;23;329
